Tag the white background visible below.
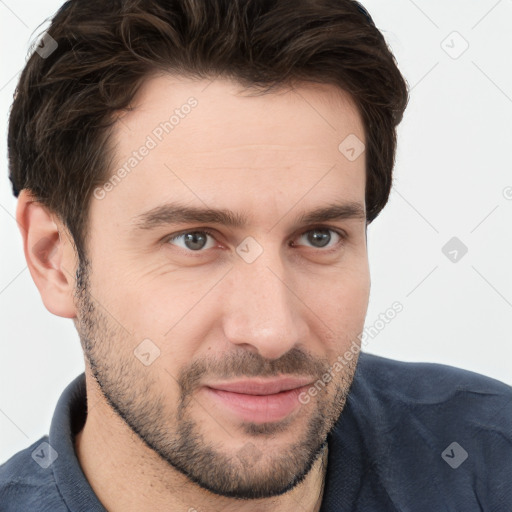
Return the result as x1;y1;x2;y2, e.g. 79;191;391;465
1;0;511;464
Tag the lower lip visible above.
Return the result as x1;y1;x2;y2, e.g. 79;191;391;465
203;385;310;423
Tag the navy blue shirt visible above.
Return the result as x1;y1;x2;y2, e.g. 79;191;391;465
1;352;511;511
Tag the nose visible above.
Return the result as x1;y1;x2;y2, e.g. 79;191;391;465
222;252;309;360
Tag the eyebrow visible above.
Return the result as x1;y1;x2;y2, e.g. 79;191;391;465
132;200;367;232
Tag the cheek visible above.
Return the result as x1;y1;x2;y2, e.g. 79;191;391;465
302;267;370;353
98;271;222;367
303;261;370;315
90;258;194;329
135;272;222;332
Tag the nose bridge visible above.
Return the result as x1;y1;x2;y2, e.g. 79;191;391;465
222;247;306;359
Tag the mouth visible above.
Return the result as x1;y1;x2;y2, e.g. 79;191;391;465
201;377;313;423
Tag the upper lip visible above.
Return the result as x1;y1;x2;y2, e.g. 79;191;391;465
205;376;314;395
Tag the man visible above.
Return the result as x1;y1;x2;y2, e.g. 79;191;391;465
1;0;510;510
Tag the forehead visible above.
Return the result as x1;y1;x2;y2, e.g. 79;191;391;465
97;73;366;226
117;73;364;144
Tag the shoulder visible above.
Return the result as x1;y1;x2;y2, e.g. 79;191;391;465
356;350;512;388
337;351;512;508
0;435;67;512
354;350;512;407
352;351;512;437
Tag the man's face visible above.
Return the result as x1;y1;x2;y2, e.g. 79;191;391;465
74;74;370;499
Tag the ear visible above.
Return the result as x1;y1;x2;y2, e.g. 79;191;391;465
16;190;78;318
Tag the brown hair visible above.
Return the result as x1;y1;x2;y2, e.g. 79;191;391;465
8;0;409;264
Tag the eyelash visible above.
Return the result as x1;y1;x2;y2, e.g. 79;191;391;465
163;226;347;254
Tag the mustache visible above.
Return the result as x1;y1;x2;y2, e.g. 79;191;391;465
177;347;331;396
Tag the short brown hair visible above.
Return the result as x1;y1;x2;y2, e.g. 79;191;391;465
8;0;409;264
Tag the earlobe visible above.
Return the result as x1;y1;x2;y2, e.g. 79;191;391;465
16;190;78;319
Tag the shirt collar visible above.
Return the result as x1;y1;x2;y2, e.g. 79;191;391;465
49;372;107;512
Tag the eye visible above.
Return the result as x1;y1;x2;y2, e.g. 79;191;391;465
165;229;218;252
292;227;345;251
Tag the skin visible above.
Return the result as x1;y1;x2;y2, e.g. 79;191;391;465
17;74;370;512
